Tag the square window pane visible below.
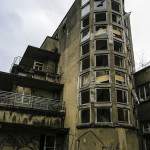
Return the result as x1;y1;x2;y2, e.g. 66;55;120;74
97;108;111;122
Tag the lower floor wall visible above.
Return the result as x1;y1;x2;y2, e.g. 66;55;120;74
0;131;68;150
68;128;139;150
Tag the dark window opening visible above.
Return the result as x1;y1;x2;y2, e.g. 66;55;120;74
82;42;90;55
139;86;145;99
95;13;106;22
97;108;111;122
82;16;89;28
82;28;89;38
96;40;107;50
96;55;108;67
96;89;110;102
33;62;44;71
44;136;56;150
114;40;123;52
117;90;127;103
82;57;90;70
115;55;124;68
112;14;121;25
112;0;120;12
81;109;90;123
118;108;129;123
145;83;150;99
145;137;150;150
81;90;90;104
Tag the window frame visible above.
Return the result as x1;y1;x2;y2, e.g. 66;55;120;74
95;12;107;23
116;89;128;104
95;54;109;67
117;107;129;124
80;108;91;124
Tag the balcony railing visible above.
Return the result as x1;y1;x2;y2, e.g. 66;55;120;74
0;90;65;112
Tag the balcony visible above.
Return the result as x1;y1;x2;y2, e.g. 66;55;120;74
0;90;65;112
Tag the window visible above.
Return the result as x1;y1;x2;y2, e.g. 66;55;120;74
95;25;107;32
118;108;129;123
81;0;89;6
82;57;90;70
94;0;107;10
81;109;90;123
96;55;108;67
145;83;150;100
112;14;122;25
81;73;90;87
81;4;90;17
81;90;90;104
81;28;90;42
33;61;44;71
81;15;89;29
114;40;123;52
44;136;56;150
117;90;127;104
113;26;122;39
95;13;106;22
96;70;109;83
96;39;107;50
81;42;90;55
115;55;124;68
96;89;110;102
115;71;126;85
112;0;120;12
97;108;111;122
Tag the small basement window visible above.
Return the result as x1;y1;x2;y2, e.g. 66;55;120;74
96;70;109;83
82;57;90;70
81;109;90;123
96;39;107;50
81;90;90;104
97;108;111;122
118;108;129;123
81;42;90;55
115;55;124;68
81;73;90;87
112;14;122;25
33;61;44;71
81;15;89;29
112;0;120;12
96;55;108;67
117;89;127;103
95;12;106;22
96;89;110;102
114;40;123;52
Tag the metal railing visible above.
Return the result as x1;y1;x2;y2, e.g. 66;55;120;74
0;90;65;112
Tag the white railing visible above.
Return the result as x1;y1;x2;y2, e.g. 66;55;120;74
0;90;65;112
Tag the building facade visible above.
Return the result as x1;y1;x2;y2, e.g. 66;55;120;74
135;66;150;150
0;0;141;150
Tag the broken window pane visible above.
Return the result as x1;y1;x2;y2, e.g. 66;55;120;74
97;108;111;122
96;89;110;102
115;55;124;68
96;39;107;50
96;55;108;67
114;40;123;52
112;13;122;25
95;12;106;22
113;26;123;39
112;0;120;12
81;109;90;123
81;28;90;42
115;71;126;85
117;89;127;103
81;90;90;104
81;42;90;55
118;108;129;123
81;0;89;6
94;0;107;11
81;15;89;29
81;4;90;17
81;73;90;87
96;70;109;83
33;61;44;71
95;25;107;36
82;57;90;70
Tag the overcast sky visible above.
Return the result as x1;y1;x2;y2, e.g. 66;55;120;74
0;0;149;72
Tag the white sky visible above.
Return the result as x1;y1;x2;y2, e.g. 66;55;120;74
0;0;149;72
